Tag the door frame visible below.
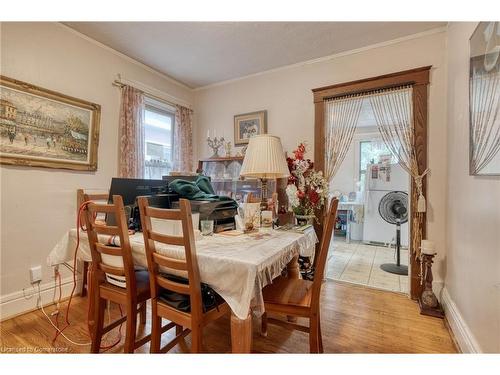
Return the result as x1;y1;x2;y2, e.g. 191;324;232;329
312;66;431;299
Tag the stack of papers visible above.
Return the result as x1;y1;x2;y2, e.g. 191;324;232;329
276;224;313;233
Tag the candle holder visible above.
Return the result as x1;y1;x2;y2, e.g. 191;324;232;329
207;136;225;158
418;251;444;318
224;141;232;157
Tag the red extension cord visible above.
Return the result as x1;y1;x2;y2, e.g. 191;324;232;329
50;201;123;352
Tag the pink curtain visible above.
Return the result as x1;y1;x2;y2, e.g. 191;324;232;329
173;105;194;172
118;85;144;178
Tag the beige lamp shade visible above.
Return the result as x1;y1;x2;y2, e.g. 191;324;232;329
240;135;290;179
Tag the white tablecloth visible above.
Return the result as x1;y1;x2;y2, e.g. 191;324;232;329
48;228;317;319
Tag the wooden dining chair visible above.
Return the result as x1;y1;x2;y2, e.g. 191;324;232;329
77;188;109;297
138;197;230;353
83;194;150;353
260;198;339;353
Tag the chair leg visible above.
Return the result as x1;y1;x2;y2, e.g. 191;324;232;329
309;315;320;354
261;312;268;337
176;324;183;336
124;302;138;353
318;318;324;353
191;326;203;353
150;303;161;354
139;302;147;325
81;261;89;297
91;296;105;353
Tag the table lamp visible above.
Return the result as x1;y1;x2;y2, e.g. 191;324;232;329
239;135;290;208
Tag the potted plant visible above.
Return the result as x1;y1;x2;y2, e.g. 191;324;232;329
285;142;328;225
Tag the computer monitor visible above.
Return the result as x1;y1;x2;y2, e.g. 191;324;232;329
108;178;168;206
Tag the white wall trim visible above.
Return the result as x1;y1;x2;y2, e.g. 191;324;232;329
118;75;193;109
441;286;482;353
0;275;80;321
57;23;193;91
194;26;447;91
59;22;446;92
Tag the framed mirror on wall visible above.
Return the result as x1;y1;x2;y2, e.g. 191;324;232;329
469;22;500;176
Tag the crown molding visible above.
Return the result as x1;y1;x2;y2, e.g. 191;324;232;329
194;26;447;91
57;23;193;91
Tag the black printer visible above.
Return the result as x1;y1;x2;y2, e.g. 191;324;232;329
164;175;237;232
171;199;237;232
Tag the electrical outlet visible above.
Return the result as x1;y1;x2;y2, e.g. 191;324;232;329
30;266;42;284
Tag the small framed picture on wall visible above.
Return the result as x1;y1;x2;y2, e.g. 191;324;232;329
234;110;267;146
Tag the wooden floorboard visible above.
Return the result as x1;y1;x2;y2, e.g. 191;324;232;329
0;280;457;353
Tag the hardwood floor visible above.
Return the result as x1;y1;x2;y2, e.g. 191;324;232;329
0;280;457;353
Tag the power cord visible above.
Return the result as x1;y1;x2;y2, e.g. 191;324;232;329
36;281;91;346
38;201;124;351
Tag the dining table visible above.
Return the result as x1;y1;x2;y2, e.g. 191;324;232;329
48;226;317;353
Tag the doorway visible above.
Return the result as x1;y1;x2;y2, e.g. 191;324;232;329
324;100;411;293
313;66;431;299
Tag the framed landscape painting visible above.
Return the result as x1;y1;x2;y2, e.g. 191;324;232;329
234;110;267;146
0;75;100;171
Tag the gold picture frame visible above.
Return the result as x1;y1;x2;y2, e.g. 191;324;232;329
0;75;101;171
234;110;267;146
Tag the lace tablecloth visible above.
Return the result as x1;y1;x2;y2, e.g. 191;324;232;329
48;228;317;319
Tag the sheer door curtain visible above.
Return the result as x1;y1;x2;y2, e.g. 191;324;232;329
118;85;145;178
324;86;427;255
324;94;364;184
369;86;427;256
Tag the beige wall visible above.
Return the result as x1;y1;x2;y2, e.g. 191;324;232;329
445;22;500;353
195;30;449;285
0;23;193;315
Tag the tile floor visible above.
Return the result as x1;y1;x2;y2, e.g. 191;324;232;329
325;238;409;293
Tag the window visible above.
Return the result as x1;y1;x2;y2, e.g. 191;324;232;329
143;99;175;179
358;139;396;189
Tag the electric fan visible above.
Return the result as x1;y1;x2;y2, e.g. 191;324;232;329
378;191;409;276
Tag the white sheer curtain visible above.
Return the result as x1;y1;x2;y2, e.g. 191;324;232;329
369;85;428;213
369;85;427;256
470;70;500;174
324;94;364;185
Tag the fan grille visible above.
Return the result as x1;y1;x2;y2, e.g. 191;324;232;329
378;191;408;225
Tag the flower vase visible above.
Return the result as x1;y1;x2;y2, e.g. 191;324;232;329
295;214;315;226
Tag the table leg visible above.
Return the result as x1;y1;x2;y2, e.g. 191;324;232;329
230;310;252;353
287;255;301;279
287;255;301;322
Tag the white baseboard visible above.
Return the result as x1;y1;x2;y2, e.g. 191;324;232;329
0;275;82;321
433;280;444;300
440;287;482;353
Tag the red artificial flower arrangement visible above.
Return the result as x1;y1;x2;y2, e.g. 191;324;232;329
285;142;328;217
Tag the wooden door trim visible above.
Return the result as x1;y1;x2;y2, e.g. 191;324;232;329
313;66;431;103
312;66;431;299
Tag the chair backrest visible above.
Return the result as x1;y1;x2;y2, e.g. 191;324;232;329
77;188;109;224
310;198;339;311
83;195;137;297
138;197;203;318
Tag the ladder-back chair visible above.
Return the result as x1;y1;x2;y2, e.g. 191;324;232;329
77;188;109;297
83;194;150;353
138;197;229;353
260;198;339;353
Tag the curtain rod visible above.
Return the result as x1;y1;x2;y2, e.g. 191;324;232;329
112;75;193;110
324;84;412;102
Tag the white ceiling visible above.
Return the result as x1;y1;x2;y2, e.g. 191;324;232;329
64;22;445;89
